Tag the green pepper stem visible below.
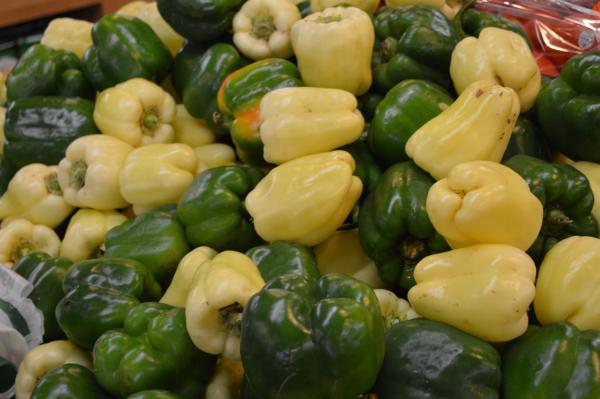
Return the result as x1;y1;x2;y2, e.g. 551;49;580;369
542;208;572;235
69;160;87;190
252;15;276;40
219;303;244;336
142;109;160;134
44;172;62;196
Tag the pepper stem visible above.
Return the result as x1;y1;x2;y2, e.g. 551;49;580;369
69;160;87;190
315;14;342;23
44;172;62;196
219;303;244;336
252;15;276;40
142;109;160;134
14;241;35;261
543;208;572;235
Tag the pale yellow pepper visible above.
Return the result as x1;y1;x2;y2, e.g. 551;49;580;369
259;87;364;164
57;134;133;210
375;289;420;330
15;340;91;399
40;18;93;58
94;78;177;147
572;162;600;224
246;151;363;246
172;104;216;148
0;164;74;229
385;0;462;19
312;0;379;13
534;236;600;331
426;161;543;250
450;27;541;112
0;72;6;106
194;143;237;175
186;251;265;360
291;7;374;96
408;244;537;342
161;246;217;307
405;80;520;180
117;1;184;56
233;0;301;61
0;219;61;268
119;143;198;215
205;359;245;399
314;229;386;289
60;209;128;262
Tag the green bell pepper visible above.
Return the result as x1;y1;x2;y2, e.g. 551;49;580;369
13;252;73;341
504;155;598;262
536;52;600;162
460;7;531;47
177;165;264;251
157;0;242;43
217;59;303;166
358;161;449;291
503;322;600;399
128;391;183;399
82;15;172;91
246;241;320;283
502;116;552;162
367;79;453;166
94;302;217;399
341;140;383;197
374;318;501;398
241;273;384;399
6;44;94;101
372;6;460;92
30;364;112;399
173;42;244;136
104;205;190;285
357;91;384;122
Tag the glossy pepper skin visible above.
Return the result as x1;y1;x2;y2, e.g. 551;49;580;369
3;97;98;174
502;322;600;399
246;241;320;283
504;155;598;262
368;79;453;166
82;15;172;91
174;43;244;136
6;44;94;101
218;59;303;165
374;319;501;398
177;165;265;251
536;52;600;162
93;302;217;399
460;7;532;47
13;252;72;341
359;161;449;291
372;6;460;92
30;364;112;399
502;116;552;162
341;140;382;197
104;205;191;285
241;273;385;399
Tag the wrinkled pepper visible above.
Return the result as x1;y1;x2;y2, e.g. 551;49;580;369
30;364;111;399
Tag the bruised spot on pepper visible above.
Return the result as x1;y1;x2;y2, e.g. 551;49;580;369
475;89;484;98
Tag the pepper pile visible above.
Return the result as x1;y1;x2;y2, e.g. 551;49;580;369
1;0;600;398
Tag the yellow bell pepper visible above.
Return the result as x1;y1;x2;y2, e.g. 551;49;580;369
57;134;133;210
161;246;217;307
60;209;128;262
572;162;600;224
534;236;600;331
0;72;6;106
312;0;379;13
194;143;237;175
205;359;244;399
450;27;541;112
232;0;301;61
94;78;177;147
40;18;93;59
259;87;364;164
246;151;363;246
385;0;462;19
426;161;543;250
172;104;216;148
186;251;265;360
117;1;184;56
0;164;74;229
314;229;386;289
375;289;420;330
408;244;536;342
15;340;91;399
119;143;198;215
405;80;520;180
290;6;374;96
0;219;61;268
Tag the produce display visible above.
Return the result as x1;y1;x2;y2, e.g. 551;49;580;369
2;0;600;398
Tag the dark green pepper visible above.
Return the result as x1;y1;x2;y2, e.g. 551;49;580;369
30;364;112;399
460;7;532;47
341;140;383;197
357;91;384;122
502;116;552;162
128;391;183;399
246;241;320;283
358;162;449;291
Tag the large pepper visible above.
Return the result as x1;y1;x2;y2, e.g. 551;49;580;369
504;155;598;261
6;44;94;101
358;161;448;291
374;319;501;398
104;205;190;285
502;322;600;399
246;240;320;283
372;5;460;92
536;52;600;162
290;6;374;96
177;165;265;251
502;116;552;162
241;273;385;399
13;253;72;341
460;7;531;46
0;219;61;269
30;364;111;399
40;18;94;59
367;79;453;166
93;302;217;398
218;59;303;165
572;161;600;224
81;15;172;91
